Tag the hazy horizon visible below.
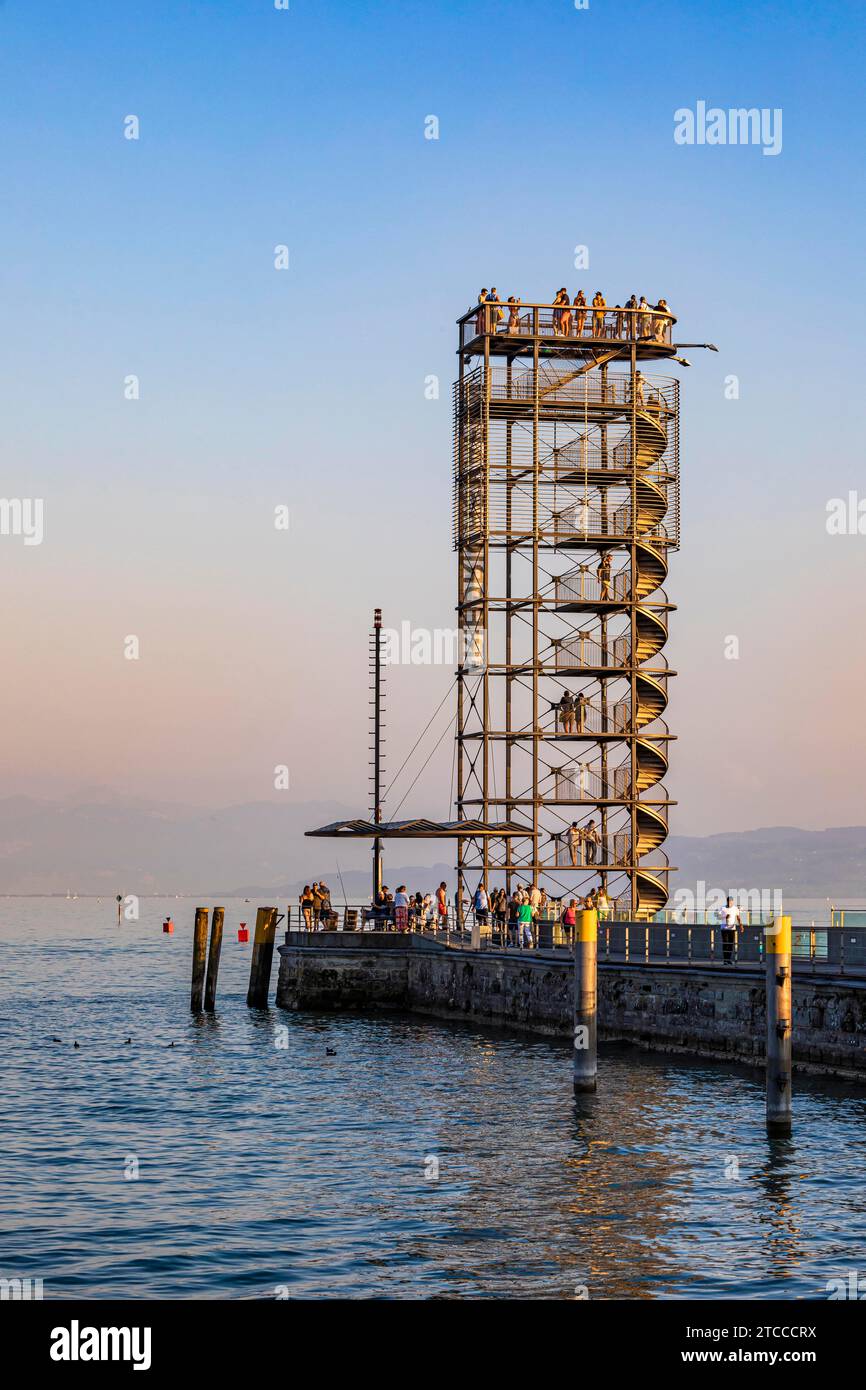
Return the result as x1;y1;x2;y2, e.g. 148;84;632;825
1;790;865;901
5;782;866;838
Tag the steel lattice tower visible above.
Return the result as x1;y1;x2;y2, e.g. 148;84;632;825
453;298;681;916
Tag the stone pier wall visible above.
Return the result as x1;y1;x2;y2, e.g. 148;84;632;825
275;933;866;1080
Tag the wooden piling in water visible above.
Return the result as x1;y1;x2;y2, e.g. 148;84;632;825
204;906;225;1012
246;906;278;1008
190;907;209;1014
765;914;792;1131
573;908;598;1093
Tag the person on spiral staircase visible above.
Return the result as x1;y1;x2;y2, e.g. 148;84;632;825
567;821;583;867
558;690;576;733
597;551;612;601
583;820;601;865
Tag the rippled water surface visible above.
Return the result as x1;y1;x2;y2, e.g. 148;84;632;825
2;897;865;1299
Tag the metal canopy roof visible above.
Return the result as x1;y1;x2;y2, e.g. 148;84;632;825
305;818;530;839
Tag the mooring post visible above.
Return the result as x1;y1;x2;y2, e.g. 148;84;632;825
203;906;225;1013
246;906;278;1008
190;907;209;1014
573;908;598;1093
765;913;792;1131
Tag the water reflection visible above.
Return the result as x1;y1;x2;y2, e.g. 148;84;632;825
754;1132;803;1281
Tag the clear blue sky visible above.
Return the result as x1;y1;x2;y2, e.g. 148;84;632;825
0;0;863;837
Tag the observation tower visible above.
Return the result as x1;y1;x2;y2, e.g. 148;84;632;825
453;296;683;916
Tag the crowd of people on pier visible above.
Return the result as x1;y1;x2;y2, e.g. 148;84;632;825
473;288;672;342
298;877;612;946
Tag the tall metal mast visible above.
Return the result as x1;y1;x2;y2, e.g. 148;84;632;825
369;607;384;899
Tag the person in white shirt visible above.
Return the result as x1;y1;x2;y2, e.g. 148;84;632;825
394;885;410;934
567;821;583;867
584;819;601;865
474;884;489;928
721;895;741;964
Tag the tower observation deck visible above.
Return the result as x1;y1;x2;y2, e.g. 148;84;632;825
454;299;682;916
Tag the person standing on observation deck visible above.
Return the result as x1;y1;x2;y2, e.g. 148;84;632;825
573;289;587;336
476;290;489;334
592;290;606;337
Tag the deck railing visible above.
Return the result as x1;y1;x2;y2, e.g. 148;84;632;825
475;365;679;411
549;830;665;870
554;568;670;608
546;695;632;736
459;302;676;350
553;631;631;670
555;567;631;605
472;486;673;545
553;762;633;801
552;500;671;544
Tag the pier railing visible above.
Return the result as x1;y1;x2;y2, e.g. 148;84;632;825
434;920;866;975
289;904;866;973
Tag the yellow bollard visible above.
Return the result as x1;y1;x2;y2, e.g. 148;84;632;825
573;909;598;1093
765;914;792;1131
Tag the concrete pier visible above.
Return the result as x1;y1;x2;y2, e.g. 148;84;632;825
276;932;866;1081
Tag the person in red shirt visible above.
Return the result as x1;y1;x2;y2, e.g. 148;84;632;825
561;898;578;945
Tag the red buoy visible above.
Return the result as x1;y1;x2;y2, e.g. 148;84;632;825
163;917;174;934
238;922;249;943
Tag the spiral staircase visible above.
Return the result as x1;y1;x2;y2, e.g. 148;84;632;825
554;402;675;915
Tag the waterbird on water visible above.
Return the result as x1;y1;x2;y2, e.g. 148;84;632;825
326;1048;337;1056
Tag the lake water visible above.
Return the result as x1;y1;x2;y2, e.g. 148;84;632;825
2;896;865;1300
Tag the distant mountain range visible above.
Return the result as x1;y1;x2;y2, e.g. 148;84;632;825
0;793;361;896
0;794;864;899
668;825;866;899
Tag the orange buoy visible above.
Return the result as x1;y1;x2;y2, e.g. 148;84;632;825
163;917;174;934
238;922;249;943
